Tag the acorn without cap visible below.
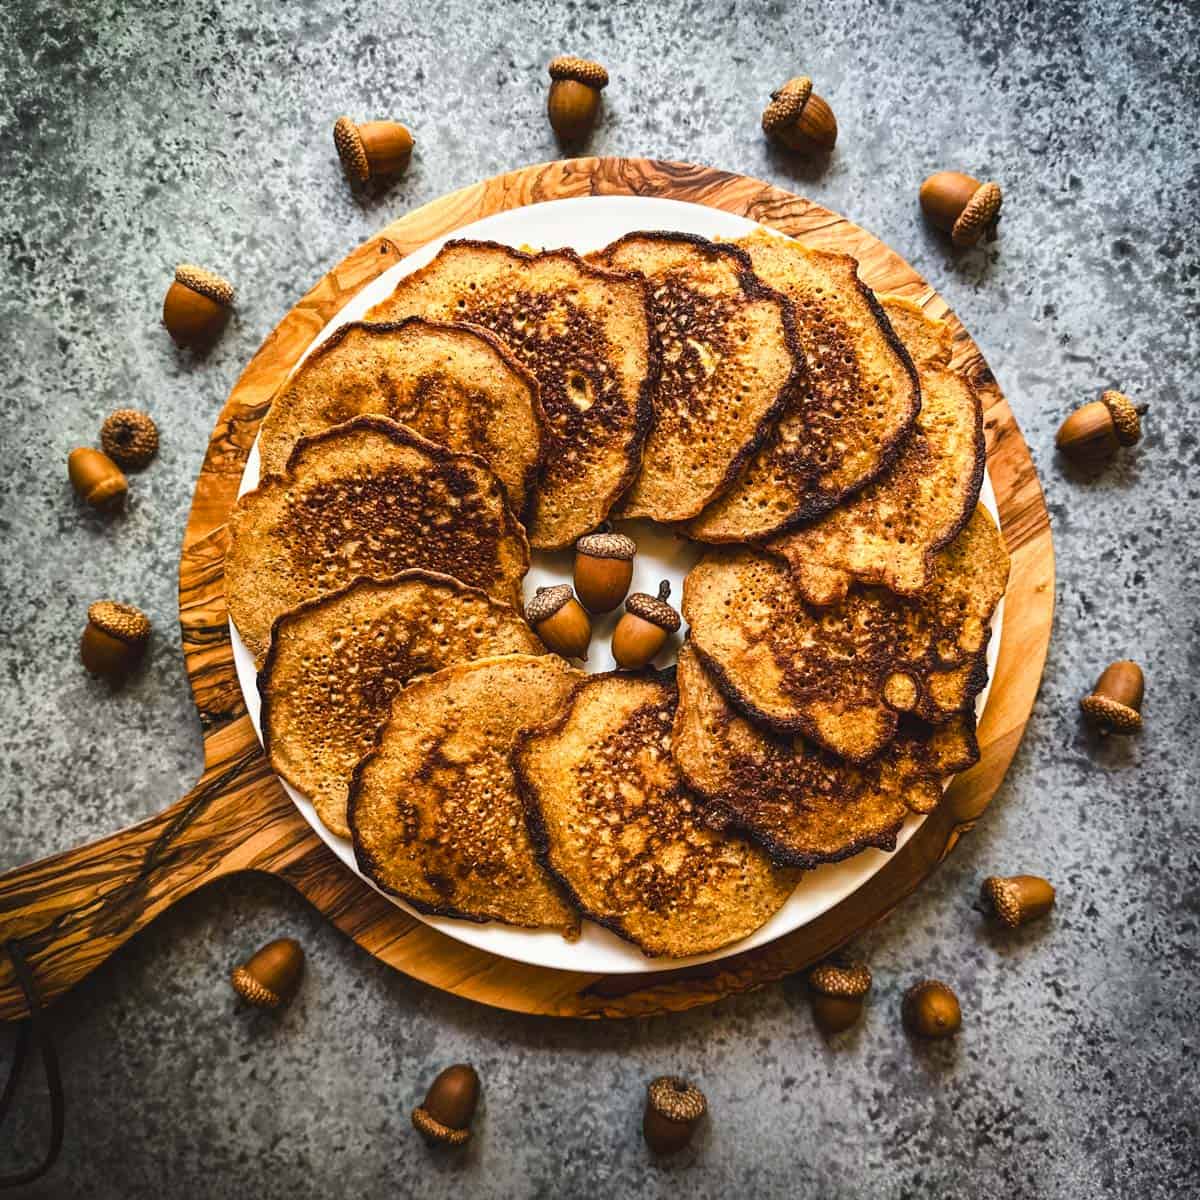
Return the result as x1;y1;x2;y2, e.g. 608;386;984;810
573;528;636;613
1080;659;1144;733
980;875;1056;928
1056;390;1145;467
761;76;838;155
642;1076;706;1155
526;584;591;660
612;581;680;669
163;264;234;348
919;171;1003;247
68;447;127;509
80;600;150;681
412;1064;480;1146
333;116;414;185
902;979;962;1039
547;55;608;143
230;937;304;1008
807;959;872;1034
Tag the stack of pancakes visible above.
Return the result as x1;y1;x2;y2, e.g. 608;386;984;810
226;226;1008;959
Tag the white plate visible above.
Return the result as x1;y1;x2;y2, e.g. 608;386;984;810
232;194;1002;974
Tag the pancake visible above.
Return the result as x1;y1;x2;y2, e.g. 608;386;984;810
225;415;529;663
588;232;803;522
682;506;1010;762
686;232;920;542
768;296;985;604
672;645;980;867
260;571;545;839
514;672;799;958
366;240;655;549
257;317;543;516
348;655;581;934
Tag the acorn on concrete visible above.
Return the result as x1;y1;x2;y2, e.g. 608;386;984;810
547;55;608;143
612;581;680;669
761;76;838;155
68;447;127;509
642;1076;706;1155
333;116;414;185
412;1064;480;1146
101;409;159;470
1055;390;1145;467
980;875;1056;928
902;979;962;1039
163;264;234;348
919;172;1003;247
808;959;872;1034
230;937;304;1008
573;527;636;613
81;600;151;681
526;584;591;660
1080;659;1144;733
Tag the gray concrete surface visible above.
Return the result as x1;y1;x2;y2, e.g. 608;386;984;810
1;0;1198;1195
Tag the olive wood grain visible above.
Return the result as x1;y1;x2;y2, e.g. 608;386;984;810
0;157;1054;1020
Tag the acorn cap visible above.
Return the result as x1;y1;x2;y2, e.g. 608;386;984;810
762;77;813;132
809;959;872;998
1079;693;1142;732
647;1076;706;1124
625;581;681;631
576;530;636;560
1100;390;1143;445
525;584;575;624
333;116;370;182
101;409;159;469
411;1107;470;1146
174;264;234;307
87;600;150;646
951;181;1003;247
548;55;609;88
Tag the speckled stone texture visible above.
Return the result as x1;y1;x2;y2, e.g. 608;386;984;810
1;0;1198;1195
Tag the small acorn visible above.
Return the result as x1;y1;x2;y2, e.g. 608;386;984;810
100;410;159;470
642;1076;706;1155
68;447;127;509
612;581;680;669
230;937;304;1008
980;875;1056;928
919;171;1003;247
163;264;234;348
902;979;962;1039
761;76;838;155
547;55;608;143
333;116;414;185
573;527;636;613
1055;390;1145;467
412;1064;480;1147
526;584;591;660
81;600;151;681
1080;659;1144;734
807;959;872;1034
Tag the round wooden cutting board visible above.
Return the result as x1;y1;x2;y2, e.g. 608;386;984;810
0;158;1054;1021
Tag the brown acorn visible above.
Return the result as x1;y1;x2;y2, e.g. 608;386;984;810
642;1076;706;1155
902;979;962;1039
100;410;159;469
230;937;304;1008
333;116;414;184
808;959;872;1034
573;528;636;613
612;581;680;669
68;447;127;509
526;584;591;660
919;172;1003;247
1080;659;1144;733
80;600;151;681
412;1064;480;1146
1055;391;1145;467
163;264;234;348
547;55;608;142
980;875;1056;928
761;76;838;155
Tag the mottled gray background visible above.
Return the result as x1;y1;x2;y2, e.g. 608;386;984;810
1;0;1198;1195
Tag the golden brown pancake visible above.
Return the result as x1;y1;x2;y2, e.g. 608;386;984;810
686;232;920;542
260;571;545;839
588;233;803;522
768;296;985;604
226;415;529;663
682;506;1010;762
366;240;655;549
348;655;581;934
672;645;979;867
257;317;544;516
515;672;799;957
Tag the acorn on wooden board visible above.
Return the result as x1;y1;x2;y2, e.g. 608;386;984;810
612;581;680;669
333;116;414;185
1080;659;1144;733
642;1076;706;1155
230;937;304;1008
526;584;591;660
902;979;962;1039
412;1064;480;1146
808;959;872;1034
100;409;159;470
573;528;636;613
80;600;151;681
919;172;1003;247
761;76;838;155
68;447;127;509
1055;390;1145;467
547;55;608;143
980;875;1056;928
162;264;234;348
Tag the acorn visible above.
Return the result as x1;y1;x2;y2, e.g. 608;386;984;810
807;958;872;1034
612;581;680;669
547;55;608;143
1055;390;1145;467
230;937;304;1008
761;76;838;155
526;584;591;660
68;447;127;509
642;1076;706;1155
100;409;159;470
573;528;636;613
81;600;151;681
1080;659;1144;734
412;1064;480;1147
919;172;1003;247
333;116;414;185
980;875;1056;928
162;264;234;348
902;979;962;1039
